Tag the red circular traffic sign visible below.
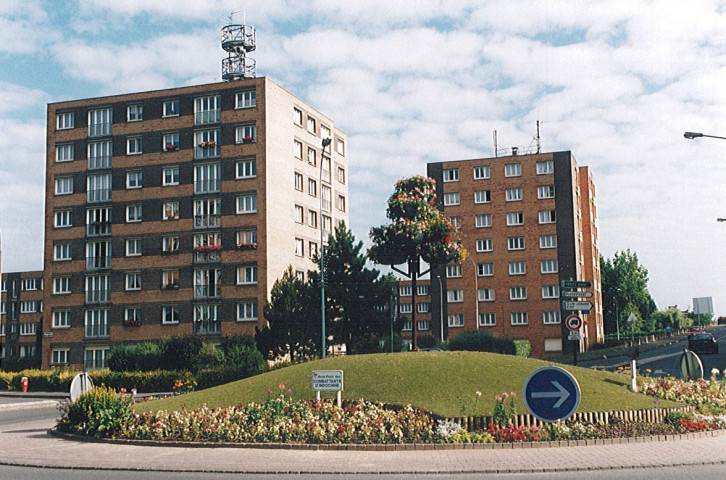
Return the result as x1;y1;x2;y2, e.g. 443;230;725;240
565;314;582;331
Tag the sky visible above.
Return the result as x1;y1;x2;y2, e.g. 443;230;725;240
1;0;725;317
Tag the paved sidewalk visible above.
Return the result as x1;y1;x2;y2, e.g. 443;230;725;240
2;418;726;474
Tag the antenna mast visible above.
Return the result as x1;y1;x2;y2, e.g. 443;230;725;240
221;12;256;81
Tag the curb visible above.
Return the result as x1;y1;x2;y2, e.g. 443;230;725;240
0;400;63;411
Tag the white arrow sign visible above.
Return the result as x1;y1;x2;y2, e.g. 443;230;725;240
531;381;571;409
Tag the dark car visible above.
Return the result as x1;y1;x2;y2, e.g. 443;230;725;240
688;333;719;354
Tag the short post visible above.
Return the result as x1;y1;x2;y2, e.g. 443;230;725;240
630;358;638;392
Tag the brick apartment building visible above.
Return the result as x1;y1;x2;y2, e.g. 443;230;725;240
425;151;603;357
40;78;348;370
0;271;44;369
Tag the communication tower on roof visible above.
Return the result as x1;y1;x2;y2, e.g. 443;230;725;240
221;12;256;80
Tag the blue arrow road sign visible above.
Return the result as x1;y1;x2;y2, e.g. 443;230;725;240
523;366;581;423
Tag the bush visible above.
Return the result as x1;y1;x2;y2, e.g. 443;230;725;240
57;386;134;438
0;371;13;390
7;369;76;392
89;369;187;393
448;331;516;355
417;334;438;349
195;366;249;390
514;340;531;357
160;336;204;371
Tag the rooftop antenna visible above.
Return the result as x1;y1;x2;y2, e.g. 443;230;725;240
221;11;256;80
536;120;541;153
493;130;498;158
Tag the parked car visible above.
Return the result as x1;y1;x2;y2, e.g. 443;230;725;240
688;333;719;354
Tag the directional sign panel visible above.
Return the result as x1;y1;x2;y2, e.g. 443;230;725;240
561;291;593;298
561;280;592;289
523;366;581;423
562;301;593;311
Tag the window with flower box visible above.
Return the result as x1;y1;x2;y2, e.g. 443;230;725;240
163;133;179;152
194;129;220;159
236;124;257;144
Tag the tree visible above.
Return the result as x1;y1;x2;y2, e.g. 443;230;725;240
601;250;657;337
368;175;465;349
258;266;319;362
309;221;397;354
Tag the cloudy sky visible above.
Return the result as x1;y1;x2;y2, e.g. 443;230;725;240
1;0;725;316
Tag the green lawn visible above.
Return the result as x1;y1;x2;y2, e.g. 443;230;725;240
139;351;680;418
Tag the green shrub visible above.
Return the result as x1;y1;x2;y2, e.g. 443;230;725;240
89;369;186;393
417;334;438;349
0;371;15;390
448;331;516;355
109;342;164;372
220;334;268;375
58;386;133;438
160;336;204;371
194;341;225;371
514;340;531;357
195;366;248;390
7;369;75;392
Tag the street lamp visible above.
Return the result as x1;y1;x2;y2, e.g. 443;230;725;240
436;275;444;341
467;256;479;332
683;131;726;140
717;218;726;222
320;137;332;358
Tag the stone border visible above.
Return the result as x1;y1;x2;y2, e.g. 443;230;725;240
50;427;726;451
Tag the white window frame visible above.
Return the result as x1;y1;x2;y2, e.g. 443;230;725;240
236;193;257;214
162;166;180;186
506;212;524;226
194;163;221;194
447;289;464;303
295;238;304;256
475;214;492;228
307;116;316;134
473;165;490;179
55;176;74;195
237;265;258;285
477;262;493;277
474;190;491;204
417;285;429;296
54;210;72;228
194;95;221;125
476;238;493;252
537;185;555;199
235;124;257;144
505;187;523;201
162;305;179;324
446;265;462;278
443;168;459;182
540;234;557;249
56;144;74;162
236;158;256;179
235;89;256;109
400;303;412;314
479;312;496;326
237;301;258;322
294;140;303;159
508;236;525;251
336;139;345;156
536;160;554;175
125;272;141;291
163;132;179;151
162;202;179;221
399;285;412;297
57;112;74;130
293;108;303;126
508;261;526;275
53;310;71;328
126;239;142;257
162;236;179;253
53;276;71;294
541;260;559;274
294;205;304;223
126;171;142;189
163;99;179;117
543;311;561;324
447;314;464;328
54;243;72;261
126;136;143;155
539;210;557;224
510;286;527;300
478;288;495;301
126;104;143;122
52;348;70;365
511;312;528;325
505;163;522;177
418;302;430;313
542;285;560;299
126;204;142;223
443;192;460;206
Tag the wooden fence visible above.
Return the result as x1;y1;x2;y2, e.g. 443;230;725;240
441;406;694;431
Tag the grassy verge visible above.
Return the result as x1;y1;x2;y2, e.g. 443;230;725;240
138;351;680;417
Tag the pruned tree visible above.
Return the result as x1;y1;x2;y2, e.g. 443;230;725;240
368;175;464;349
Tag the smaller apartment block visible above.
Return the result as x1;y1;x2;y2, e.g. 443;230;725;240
427;151;603;357
1;272;44;369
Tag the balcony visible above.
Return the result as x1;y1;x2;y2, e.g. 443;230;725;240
88;156;111;170
194;284;221;299
87;188;111;204
194;319;221;335
194;250;221;264
194;214;220;229
236;242;258;251
85;322;110;338
87;222;111;237
194;142;220;160
86;256;111;270
194;180;221;194
85;289;110;305
88;123;111;138
194;109;221;126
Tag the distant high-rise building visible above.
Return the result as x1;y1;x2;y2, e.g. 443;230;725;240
41;78;348;370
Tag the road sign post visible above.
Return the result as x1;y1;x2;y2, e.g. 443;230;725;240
523;366;581;423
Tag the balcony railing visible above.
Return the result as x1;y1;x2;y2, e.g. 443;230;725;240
85;289;110;304
85;322;110;338
87;222;111;237
88;123;111;137
194;214;220;229
194;250;221;264
86;256;111;270
194;144;220;159
194;284;221;299
88;156;111;170
194;109;221;125
88;189;111;203
194;180;221;194
194;319;221;335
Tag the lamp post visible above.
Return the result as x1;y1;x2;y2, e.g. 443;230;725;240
436;275;444;341
468;256;479;332
320;137;331;358
683;131;726;141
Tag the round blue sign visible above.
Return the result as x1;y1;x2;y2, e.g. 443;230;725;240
522;366;581;423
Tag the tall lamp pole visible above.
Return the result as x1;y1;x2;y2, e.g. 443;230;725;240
684;131;726;222
468;256;479;332
436;275;444;341
320;137;332;358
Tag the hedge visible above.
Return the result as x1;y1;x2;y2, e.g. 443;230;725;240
448;331;517;355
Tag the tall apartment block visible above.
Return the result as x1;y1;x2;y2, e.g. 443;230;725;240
427;151;603;357
42;78;348;370
1;271;44;368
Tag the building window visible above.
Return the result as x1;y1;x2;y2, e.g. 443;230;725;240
505;187;522;201
195;198;221;228
538;185;555;199
542;285;560;299
194;95;221;125
399;285;412;297
447;289;464;303
163;132;179;151
56;144;74;162
477;262;493;276
53;276;71;294
236;229;258;247
85;346;109;370
510;286;527;300
161;270;179;289
235;89;256;109
126;204;142;223
543;311;561;324
86;240;111;270
511;312;528;325
126;104;143;122
126;239;142;256
294;172;303;191
163;99;179;117
321;185;332;212
307;147;316;166
541;260;559;274
475;214;492;228
476;238;493;252
293;107;303;126
506;212;524;226
55;177;74;195
194;163;221;194
295;238;304;256
162;236;179;253
162;202;179;220
400;303;412;314
125;272;141;291
539;210;556;224
162;166;180;186
307;116;316;134
237;265;258;285
443;192;460;206
85;274;110;304
417;285;429;296
126;136;143;155
85;309;110;338
53;310;71;328
20;301;38;314
294;140;303;159
88;108;112;137
308;178;317;197
236;193;257;214
473;165;490;179
194;129;220;159
509;261;526;275
474;190;491;204
236;158;256;179
448;314;465;328
86;207;111;237
126;171;142;189
54;243;72;261
540;234;557;249
309;241;318;259
87;141;111;170
237;300;259;322
57;112;74;130
124;307;141;325
21;278;39;291
446;265;462;278
54;210;73;228
418;302;430;313
478;288;495;301
87;173;112;203
448;216;461;229
194;304;220;334
443;168;459;182
505;163;522;177
337;166;346;184
536;160;554;174
308;210;317;228
479;312;496;326
336;139;345;156
507;236;525;251
235;124;257;143
162;305;179;324
52;348;70;365
336;195;346;212
294;205;304;223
